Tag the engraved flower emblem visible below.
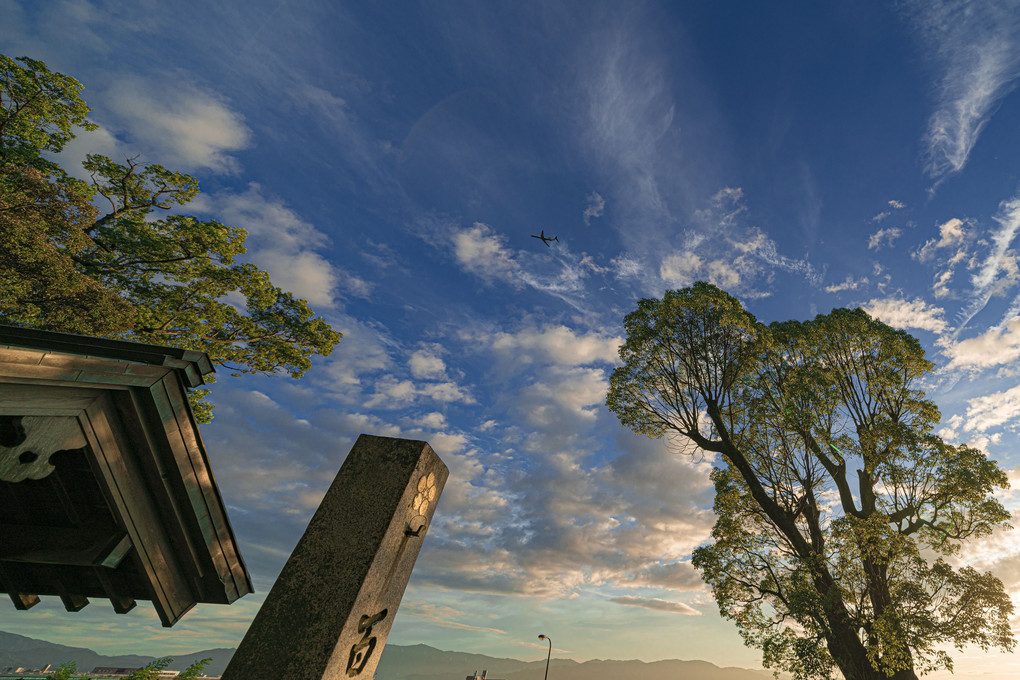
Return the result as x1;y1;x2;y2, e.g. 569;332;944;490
412;472;437;516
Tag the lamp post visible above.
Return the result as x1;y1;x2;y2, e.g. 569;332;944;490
537;634;552;680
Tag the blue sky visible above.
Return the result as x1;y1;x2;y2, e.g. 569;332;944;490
4;0;1020;676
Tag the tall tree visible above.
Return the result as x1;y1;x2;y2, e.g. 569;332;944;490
1;55;341;422
607;282;1014;680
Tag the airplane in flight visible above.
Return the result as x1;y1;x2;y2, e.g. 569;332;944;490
530;230;559;247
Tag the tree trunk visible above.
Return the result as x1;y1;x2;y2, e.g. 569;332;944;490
825;624;881;680
890;669;919;680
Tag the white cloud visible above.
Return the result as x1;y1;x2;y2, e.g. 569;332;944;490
704;258;742;289
660;252;703;287
609;596;701;616
413;432;715;599
872;211;891;223
421;381;475;403
409;348;447;379
54;124;126;182
730;227;767;254
364;377;475;409
336;271;374;298
316;315;394;395
863;296;948;333
963;384;1020;433
452;222;522;287
943;317;1020;371
411;411;448;430
913;218;975;299
910;0;1020;181
367;378;416;406
103;75;251;174
423;431;470;458
254;250;338;308
915;218;967;263
193;183;339;307
489;326;622;367
515;366;610;428
583;191;606;225
825;275;868;294
889;200;906;209
868;227;903;250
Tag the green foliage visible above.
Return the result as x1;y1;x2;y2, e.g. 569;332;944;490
44;657;209;680
0;54;341;422
177;658;211;680
610;282;1015;680
49;661;89;680
1;55;96;171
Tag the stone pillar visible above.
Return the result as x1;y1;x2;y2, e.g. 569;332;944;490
220;435;448;680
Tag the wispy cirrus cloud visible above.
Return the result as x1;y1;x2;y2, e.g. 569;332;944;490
907;0;1020;184
825;275;869;294
950;197;1020;336
439;221;618;314
400;602;508;635
730;225;822;287
583;191;606;225
868;227;903;251
609;596;702;616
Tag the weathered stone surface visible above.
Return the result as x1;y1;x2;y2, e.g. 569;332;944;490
220;435;448;680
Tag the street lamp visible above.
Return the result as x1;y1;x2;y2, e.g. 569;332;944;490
537;634;552;680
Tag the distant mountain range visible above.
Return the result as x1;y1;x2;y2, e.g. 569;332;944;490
0;630;781;680
0;631;231;676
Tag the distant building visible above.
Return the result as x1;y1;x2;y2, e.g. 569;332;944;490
0;668;218;680
466;671;503;680
92;669;180;678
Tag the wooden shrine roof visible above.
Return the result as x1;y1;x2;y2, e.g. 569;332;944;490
0;325;253;627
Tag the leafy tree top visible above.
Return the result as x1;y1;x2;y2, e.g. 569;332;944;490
607;282;1014;680
0;54;341;422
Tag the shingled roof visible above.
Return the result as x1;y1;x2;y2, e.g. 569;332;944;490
0;324;253;626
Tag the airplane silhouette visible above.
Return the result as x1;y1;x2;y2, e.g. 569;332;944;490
530;230;559;247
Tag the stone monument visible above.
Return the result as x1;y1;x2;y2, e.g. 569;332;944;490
220;434;448;680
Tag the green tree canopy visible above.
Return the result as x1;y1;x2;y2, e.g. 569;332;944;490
49;656;210;680
607;282;1014;680
1;54;341;422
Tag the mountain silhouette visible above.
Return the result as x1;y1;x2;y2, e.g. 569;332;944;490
0;630;782;679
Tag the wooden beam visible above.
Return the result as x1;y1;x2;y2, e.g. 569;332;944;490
8;592;39;610
93;567;136;614
0;563;39;610
0;524;133;568
83;394;195;627
59;593;89;612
